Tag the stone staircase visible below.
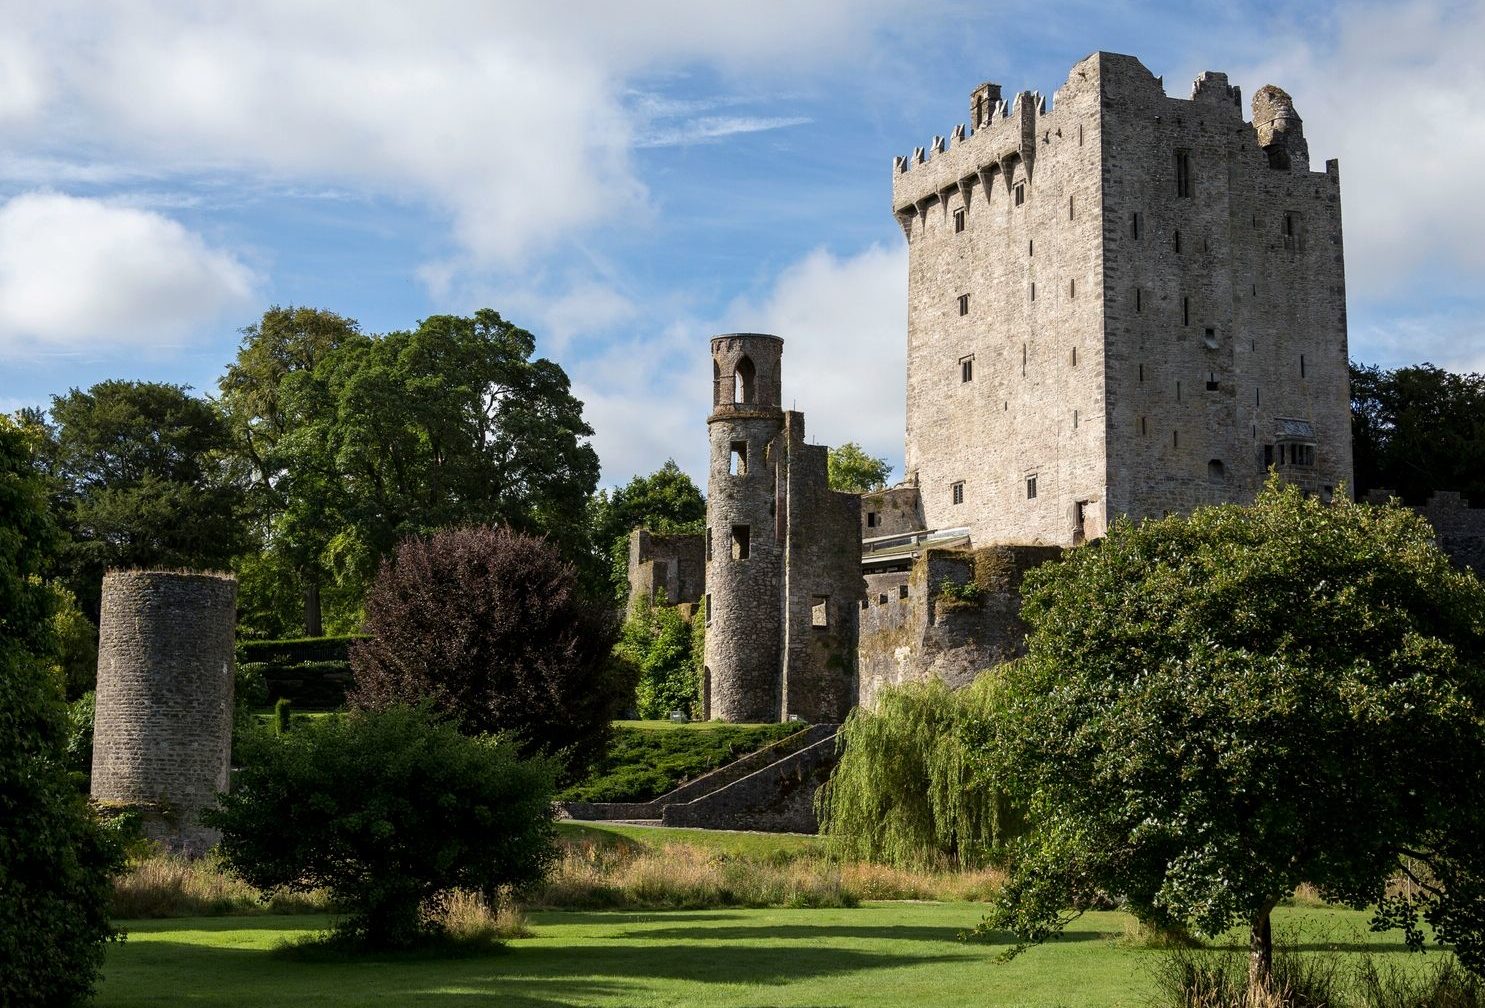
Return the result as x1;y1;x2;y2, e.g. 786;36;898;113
560;723;840;833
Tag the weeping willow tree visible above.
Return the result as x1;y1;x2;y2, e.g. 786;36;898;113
816;671;1016;870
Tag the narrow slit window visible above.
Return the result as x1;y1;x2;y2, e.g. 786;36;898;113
1206;372;1219;392
1026;475;1038;500
731;524;750;561
1030;282;1036;301
1173;229;1183;253
729;440;748;476
960;356;974;383
1175;149;1193;197
953;207;966;233
705;527;713;562
1021;343;1027;376
1069;278;1076;298
1135;288;1142;312
1073;409;1079;429
1173;430;1180;448
866;511;879;529
1182;297;1190;326
1176;380;1182;402
1068;195;1075;220
951;481;965;506
1028;239;1034;256
1140;415;1148;436
957;293;970;316
704;594;712;624
1300;354;1306;378
1131;212;1142;239
1138;363;1145;383
1071;347;1078;366
1014;182;1026;205
811;596;829;629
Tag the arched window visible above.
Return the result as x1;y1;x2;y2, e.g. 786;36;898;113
1208;459;1226;482
734;355;756;404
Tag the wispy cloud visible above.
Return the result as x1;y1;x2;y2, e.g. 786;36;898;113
636;115;813;148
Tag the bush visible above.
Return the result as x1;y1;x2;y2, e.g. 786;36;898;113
204;704;558;949
561;722;797;803
236;637;358;709
349;525;628;780
616;595;699;720
0;418;124;1007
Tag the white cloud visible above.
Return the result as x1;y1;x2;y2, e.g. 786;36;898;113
727;243;908;478
1352;306;1485;373
0;192;257;358
1236;0;1485;297
0;1;908;272
573;242;907;488
636;115;813;148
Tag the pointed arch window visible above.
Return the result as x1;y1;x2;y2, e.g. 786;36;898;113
734;356;756;404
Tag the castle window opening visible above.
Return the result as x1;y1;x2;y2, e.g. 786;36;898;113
1300;354;1306;378
1176;380;1182;402
1073;409;1079;429
899;584;909;600
960;355;974;382
1131;212;1142;239
1028;239;1034;256
705;527;713;562
1071;346;1077;366
1026;475;1038;499
951;481;965;505
734;355;756;404
1078;124;1084;145
1174;149;1193;197
1135;287;1143;312
1208;459;1226;482
1173;429;1180;448
1283;212;1300;250
704;594;712;624
1288;443;1316;466
1182;297;1190;326
811;596;829;629
954;208;966;233
1173;229;1183;254
957;293;970;316
867;511;879;528
1075;500;1089;543
1206;372;1219;391
1069;278;1076;298
1265;444;1274;468
860;598;869;610
1022;343;1027;375
1014;182;1026;205
878;593;888;605
729;441;748;476
1256;387;1262;406
1139;363;1145;382
1030;283;1036;301
1068;195;1075;220
730;524;750;561
1203;327;1218;349
1140;415;1148;436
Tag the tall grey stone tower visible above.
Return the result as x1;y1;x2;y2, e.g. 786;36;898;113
892;52;1351;546
703;334;863;724
91;570;237;855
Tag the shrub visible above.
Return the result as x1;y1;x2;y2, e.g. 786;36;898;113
0;417;124;1007
204;704;558;949
273;698;293;735
616;594;699;720
349;525;628;780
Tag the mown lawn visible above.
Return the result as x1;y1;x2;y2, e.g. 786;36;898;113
99;905;1423;1008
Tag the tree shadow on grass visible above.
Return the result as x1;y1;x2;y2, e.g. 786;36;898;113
528;910;752;926
105;931;962;1007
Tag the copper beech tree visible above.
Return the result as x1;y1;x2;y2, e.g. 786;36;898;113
982;480;1485;991
348;525;628;780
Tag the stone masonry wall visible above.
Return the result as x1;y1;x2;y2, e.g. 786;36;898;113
91;570;237;856
858;545;1060;707
861;485;927;538
626;528;705;618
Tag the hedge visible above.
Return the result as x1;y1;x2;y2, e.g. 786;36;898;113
235;636;365;710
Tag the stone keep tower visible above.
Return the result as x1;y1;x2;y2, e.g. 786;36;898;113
704;334;863;724
893;52;1351;546
91;570;237;855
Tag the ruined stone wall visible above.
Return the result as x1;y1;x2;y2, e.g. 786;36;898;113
781;414;864;723
858;545;1060;707
861;484;926;538
1098;55;1351;521
895;54;1108;546
893;52;1351;545
626;528;705;618
91;570;237;855
1364;490;1485;574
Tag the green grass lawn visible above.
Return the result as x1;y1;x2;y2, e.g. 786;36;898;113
98;905;1424;1008
557;821;822;858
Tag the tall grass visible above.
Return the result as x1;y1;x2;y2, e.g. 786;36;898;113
111;852;329;918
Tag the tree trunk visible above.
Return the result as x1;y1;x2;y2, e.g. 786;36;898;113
303;577;323;638
1248;901;1276;998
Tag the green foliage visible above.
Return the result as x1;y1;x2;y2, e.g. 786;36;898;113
826;442;892;493
236;636;360;709
0;417;124;1006
274;698;294;735
36;380;247;614
618;595;700;720
936;578;985;606
39;579;96;700
562;722;796;803
818;675;1012;872
590;460;706;598
983;479;1485;979
205;704;558;949
65;690;95;781
1352;361;1485;505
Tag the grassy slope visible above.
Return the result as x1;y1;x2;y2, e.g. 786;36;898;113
556;821;822;857
98;906;1424;1008
561;721;798;803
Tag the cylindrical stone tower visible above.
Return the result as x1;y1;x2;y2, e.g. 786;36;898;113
91;570;237;855
704;333;785;722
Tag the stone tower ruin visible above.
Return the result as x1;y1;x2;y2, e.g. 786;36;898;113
91;570;237;855
892;52;1351;546
703;333;863;723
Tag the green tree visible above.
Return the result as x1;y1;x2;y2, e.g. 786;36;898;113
827;442;892;493
818;675;1012;871
590;460;706;598
205;704;556;949
1351;361;1485;505
0;416;123;1005
219;306;366;636
39;380;247;615
230;308;602;632
617;594;700;719
983;480;1485;990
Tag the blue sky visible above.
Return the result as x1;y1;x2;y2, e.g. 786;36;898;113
1;0;1482;487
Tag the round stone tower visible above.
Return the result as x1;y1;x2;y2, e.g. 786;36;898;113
704;333;785;722
91;570;237;855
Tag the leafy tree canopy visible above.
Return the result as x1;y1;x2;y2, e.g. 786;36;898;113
206;704;556;949
0;416;123;1005
348;525;628;781
983;480;1485;988
33;380;246;614
590;460;705;598
827;442;892;493
1351;361;1485;506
